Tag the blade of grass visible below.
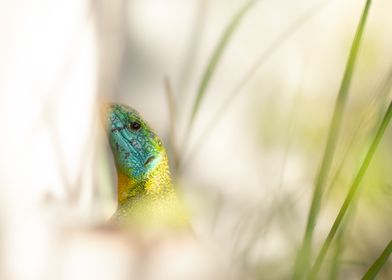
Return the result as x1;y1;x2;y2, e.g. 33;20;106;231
163;77;180;171
322;64;392;278
180;0;331;168
176;0;208;99
293;1;372;278
325;63;392;278
362;240;392;280
315;61;392;279
325;61;392;203
327;192;360;280
181;0;258;154
328;229;345;280
308;100;392;279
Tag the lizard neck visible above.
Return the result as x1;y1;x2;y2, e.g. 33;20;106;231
114;152;188;229
117;152;174;203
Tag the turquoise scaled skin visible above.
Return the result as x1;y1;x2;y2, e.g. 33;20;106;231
107;104;163;180
104;103;188;228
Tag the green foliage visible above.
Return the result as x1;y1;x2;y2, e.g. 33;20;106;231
183;0;257;151
293;1;373;278
164;0;391;278
309;101;392;278
362;240;392;280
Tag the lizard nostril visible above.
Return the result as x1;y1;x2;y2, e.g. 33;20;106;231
144;156;156;167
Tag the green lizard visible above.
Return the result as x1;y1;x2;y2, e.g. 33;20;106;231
104;103;188;230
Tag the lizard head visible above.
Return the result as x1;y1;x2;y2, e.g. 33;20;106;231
103;103;187;228
104;103;164;181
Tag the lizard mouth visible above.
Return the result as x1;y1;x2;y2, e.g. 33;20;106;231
144;156;156;167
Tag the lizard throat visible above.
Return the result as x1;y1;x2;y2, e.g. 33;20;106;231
116;153;174;204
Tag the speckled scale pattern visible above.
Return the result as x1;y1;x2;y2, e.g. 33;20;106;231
108;104;162;179
106;103;188;230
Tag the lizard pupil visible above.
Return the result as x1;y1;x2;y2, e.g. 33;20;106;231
130;121;141;131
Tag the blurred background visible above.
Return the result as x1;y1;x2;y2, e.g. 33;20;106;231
0;0;391;279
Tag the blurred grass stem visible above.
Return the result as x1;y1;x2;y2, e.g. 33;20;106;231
181;0;330;168
181;0;258;159
164;77;181;171
308;100;392;279
362;240;392;280
293;1;372;278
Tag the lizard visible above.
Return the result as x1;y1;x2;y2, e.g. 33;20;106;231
103;103;188;231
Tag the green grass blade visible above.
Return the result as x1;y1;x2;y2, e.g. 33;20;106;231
180;1;329;167
293;1;372;278
324;64;392;279
308;100;392;279
325;62;392;203
362;240;392;280
182;0;257;151
328;229;344;280
177;0;208;99
163;77;180;171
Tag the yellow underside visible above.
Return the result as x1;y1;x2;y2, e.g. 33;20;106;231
115;155;189;231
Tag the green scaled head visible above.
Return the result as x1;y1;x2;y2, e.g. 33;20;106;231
105;103;164;180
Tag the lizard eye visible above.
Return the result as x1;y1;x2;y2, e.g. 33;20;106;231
129;121;141;131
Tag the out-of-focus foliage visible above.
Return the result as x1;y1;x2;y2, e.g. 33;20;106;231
1;0;392;279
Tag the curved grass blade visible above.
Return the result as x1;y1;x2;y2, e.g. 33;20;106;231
325;63;392;279
180;0;330;167
328;229;344;280
327;189;361;280
308;100;392;279
325;61;392;203
163;77;180;171
362;240;392;280
293;1;373;278
177;0;208;99
182;0;258;152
